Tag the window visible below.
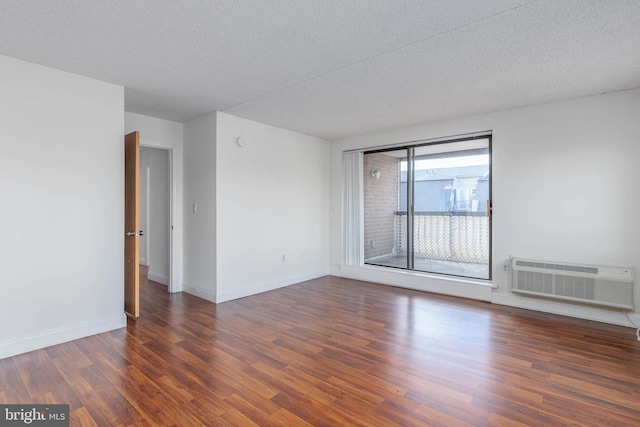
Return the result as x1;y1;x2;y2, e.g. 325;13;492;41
361;135;491;279
457;189;470;211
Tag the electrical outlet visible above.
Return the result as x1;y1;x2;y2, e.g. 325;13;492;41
281;254;286;262
503;265;508;272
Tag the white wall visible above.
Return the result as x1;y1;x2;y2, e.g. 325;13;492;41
0;54;126;358
215;112;330;302
330;89;640;327
140;147;170;285
125;112;183;292
182;113;218;301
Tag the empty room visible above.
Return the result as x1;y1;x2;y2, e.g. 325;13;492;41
1;1;639;426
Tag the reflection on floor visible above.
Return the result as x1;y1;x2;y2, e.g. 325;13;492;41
366;255;489;279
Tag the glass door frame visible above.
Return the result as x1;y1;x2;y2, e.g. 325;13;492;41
363;134;492;280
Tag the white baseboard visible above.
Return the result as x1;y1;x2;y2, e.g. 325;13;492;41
628;313;640;328
338;264;494;302
491;292;638;328
139;257;148;266
182;283;218;303
216;270;329;303
0;314;127;360
169;281;182;293
148;271;169;286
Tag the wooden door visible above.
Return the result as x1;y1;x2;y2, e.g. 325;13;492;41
124;131;140;318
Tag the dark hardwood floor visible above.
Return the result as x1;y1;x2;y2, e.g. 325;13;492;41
1;268;640;426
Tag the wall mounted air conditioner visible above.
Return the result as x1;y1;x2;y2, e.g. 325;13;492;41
511;257;634;310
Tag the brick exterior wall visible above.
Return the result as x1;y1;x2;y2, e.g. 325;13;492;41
363;153;399;260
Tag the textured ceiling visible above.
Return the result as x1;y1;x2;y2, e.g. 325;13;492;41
1;0;639;140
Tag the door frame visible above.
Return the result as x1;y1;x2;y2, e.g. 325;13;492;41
140;143;176;293
139;164;150;267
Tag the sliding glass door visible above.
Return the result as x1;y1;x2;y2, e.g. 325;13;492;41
363;136;491;280
363;149;408;269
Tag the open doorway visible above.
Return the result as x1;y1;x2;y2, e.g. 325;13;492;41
139;146;172;290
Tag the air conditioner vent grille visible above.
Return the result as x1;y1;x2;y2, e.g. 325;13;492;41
513;260;598;274
516;271;596;300
511;257;634;310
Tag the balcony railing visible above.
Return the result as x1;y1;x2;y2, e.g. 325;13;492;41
395;211;489;264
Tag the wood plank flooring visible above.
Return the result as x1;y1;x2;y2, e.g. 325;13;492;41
2;268;640;426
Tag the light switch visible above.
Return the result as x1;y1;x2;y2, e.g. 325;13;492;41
193;203;198;213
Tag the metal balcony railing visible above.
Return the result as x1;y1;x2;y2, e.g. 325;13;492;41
395;211;489;264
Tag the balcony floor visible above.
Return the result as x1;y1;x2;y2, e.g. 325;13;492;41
366;255;489;280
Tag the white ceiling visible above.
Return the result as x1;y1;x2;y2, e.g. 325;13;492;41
1;0;639;140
